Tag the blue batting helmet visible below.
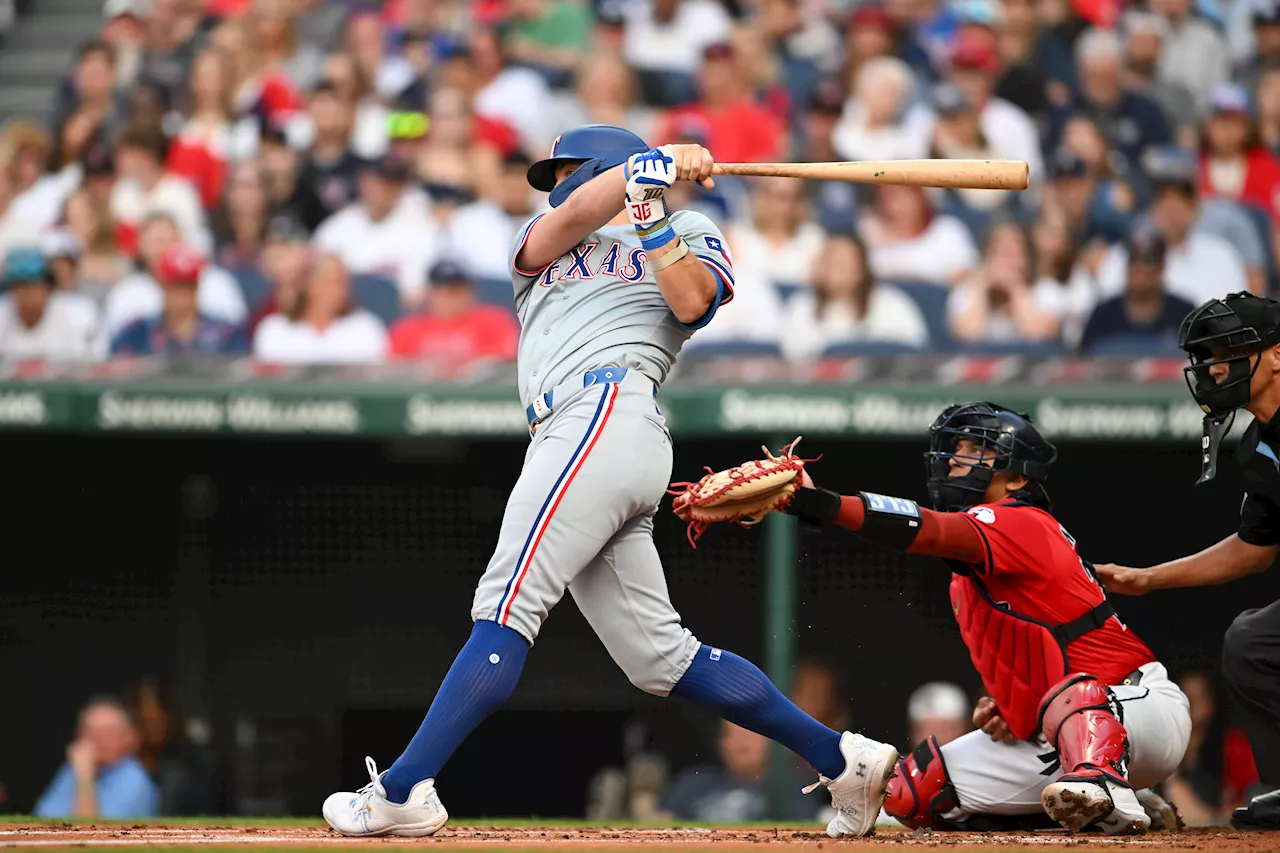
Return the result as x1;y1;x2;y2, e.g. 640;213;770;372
526;125;649;192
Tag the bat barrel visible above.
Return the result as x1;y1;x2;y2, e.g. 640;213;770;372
710;159;1030;191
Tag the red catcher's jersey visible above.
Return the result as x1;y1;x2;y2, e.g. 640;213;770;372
953;500;1156;685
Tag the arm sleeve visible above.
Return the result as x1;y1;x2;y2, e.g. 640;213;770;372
668;210;736;330
1239;491;1280;546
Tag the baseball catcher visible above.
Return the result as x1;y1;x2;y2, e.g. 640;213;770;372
674;403;1191;834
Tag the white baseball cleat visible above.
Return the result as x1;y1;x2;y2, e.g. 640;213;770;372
322;756;449;837
802;732;899;837
1041;774;1150;835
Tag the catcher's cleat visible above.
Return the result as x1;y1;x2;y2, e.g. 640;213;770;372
322;756;449;837
802;732;899;838
668;436;816;547
1041;774;1150;835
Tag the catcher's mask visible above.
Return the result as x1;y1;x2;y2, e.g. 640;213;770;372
924;402;1057;513
1179;293;1280;483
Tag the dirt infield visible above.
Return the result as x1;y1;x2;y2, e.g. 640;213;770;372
0;823;1276;852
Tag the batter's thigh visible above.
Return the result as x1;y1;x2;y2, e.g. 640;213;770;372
942;730;1060;817
471;382;673;644
568;511;701;696
1112;662;1192;790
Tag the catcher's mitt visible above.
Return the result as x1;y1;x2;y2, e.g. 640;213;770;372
668;437;814;547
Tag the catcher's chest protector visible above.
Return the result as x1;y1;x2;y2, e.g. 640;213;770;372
950;574;1069;741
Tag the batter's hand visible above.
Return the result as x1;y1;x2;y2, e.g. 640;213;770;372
667;144;716;189
973;696;1015;744
1093;563;1153;596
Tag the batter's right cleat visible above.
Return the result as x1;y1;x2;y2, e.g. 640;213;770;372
322;756;449;837
1041;774;1150;835
1136;787;1182;831
803;732;899;838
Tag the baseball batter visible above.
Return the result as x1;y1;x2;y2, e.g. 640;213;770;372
321;126;898;838
774;403;1191;834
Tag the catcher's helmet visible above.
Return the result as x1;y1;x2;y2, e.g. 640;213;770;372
924;402;1057;513
526;125;649;192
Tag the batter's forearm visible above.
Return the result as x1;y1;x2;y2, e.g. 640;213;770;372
518;168;626;271
653;239;718;324
1145;534;1276;589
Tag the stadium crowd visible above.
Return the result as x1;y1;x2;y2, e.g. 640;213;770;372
0;0;1279;363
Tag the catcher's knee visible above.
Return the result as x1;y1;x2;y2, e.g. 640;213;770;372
1037;673;1114;747
884;735;959;830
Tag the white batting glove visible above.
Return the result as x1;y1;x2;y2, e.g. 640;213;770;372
626;147;677;247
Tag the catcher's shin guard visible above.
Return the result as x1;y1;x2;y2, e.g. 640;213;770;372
1037;674;1131;786
884;735;959;830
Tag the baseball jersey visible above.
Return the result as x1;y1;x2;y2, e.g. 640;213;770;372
1235;415;1280;546
953;500;1156;685
508;209;735;404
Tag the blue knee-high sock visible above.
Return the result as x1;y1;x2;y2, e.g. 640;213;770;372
671;644;845;779
382;620;529;803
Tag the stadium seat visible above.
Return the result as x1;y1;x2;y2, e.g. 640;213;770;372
773;281;806;304
230;267;271;311
679;340;784;360
351;274;402;325
1083;335;1184;356
889;280;954;350
820;340;921;357
476;276;514;308
955;340;1070;357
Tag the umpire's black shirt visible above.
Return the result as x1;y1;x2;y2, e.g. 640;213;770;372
1236;410;1280;546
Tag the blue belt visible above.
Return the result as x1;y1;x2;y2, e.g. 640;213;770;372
526;367;629;428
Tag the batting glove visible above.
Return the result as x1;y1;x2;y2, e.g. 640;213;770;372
626;147;677;250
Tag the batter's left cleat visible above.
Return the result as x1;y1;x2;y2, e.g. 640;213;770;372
322;756;449;837
803;732;899;838
1041;773;1150;835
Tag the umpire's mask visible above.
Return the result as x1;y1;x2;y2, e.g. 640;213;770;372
1180;293;1280;483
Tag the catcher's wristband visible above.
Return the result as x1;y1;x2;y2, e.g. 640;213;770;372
650;237;689;272
857;491;923;550
786;486;842;528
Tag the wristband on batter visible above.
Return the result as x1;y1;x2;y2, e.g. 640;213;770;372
857;491;922;550
634;215;676;251
650;237;689;271
785;486;843;527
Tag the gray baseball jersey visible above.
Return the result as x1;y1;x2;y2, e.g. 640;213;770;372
469;208;735;694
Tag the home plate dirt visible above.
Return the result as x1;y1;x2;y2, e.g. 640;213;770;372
0;824;1276;852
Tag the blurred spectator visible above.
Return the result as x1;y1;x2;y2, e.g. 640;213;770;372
124;677;220;817
943;29;1045;182
0;122;76;250
102;0;149;91
621;0;733;107
389;260;519;362
165;48;244;212
832;56;930;162
1152;0;1231;116
213;160;272;270
42;229;85;294
840;3;898;92
790;659;850;733
111;244;246;356
800;79;859;232
555;53;655;143
470;27;556;153
1198;83;1280;222
728;176;824;295
657;721;811;821
949;218;1061;345
1031;205;1098;348
290;81;366;233
1239;0;1280;94
139;0;219;112
1080;227;1196;352
1049;134;1133;244
1096;148;1252;301
1121;10;1197;144
758;0;839;118
860;184;979;285
48;41;129;160
907;682;970;749
248;212;311;335
257;126;300;213
780;230;928;360
1258;67;1280;152
209;17;301;141
992;0;1052;119
314;155;438;307
652;42;786;164
0;247;101;362
34;697;158;819
345;11;413;108
250;0;325;92
503;0;592;87
1050;28;1172;177
64;187;129;298
448;152;539;281
418;86;506;207
927;82;1018;214
317;51;391;161
253;252;388;364
105;212;246;338
1163;670;1260;824
111;123;210;256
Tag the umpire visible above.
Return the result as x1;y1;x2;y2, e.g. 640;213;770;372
1097;292;1280;830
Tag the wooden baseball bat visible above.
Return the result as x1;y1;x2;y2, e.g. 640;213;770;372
710;159;1030;191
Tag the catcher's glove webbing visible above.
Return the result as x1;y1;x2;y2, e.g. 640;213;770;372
668;437;814;547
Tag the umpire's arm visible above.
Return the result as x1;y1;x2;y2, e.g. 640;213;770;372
1096;535;1278;595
